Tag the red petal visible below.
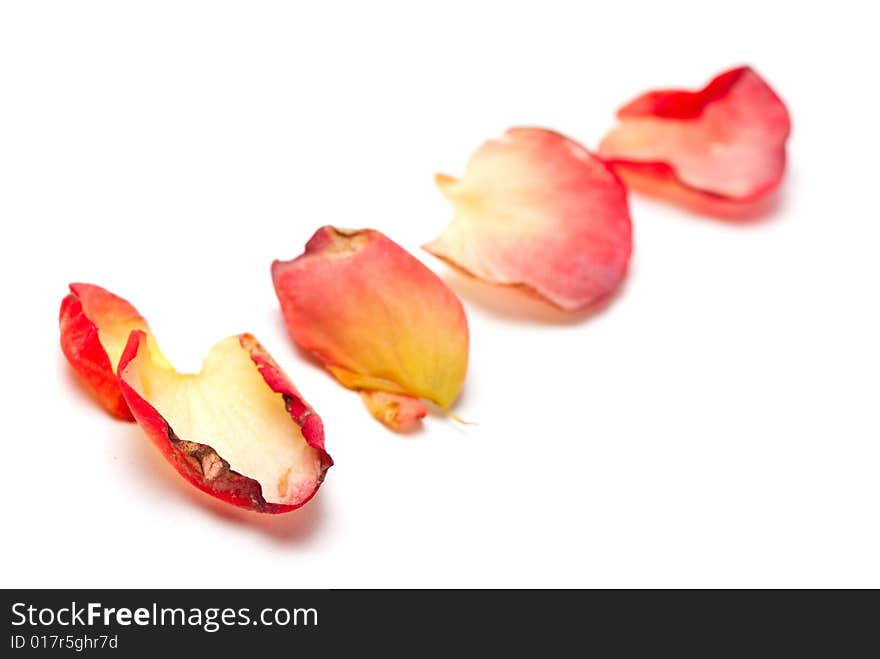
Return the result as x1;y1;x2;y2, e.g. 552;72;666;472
426;128;632;311
599;66;791;212
118;331;332;513
272;227;469;431
60;283;331;514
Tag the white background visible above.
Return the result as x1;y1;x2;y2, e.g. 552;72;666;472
2;1;878;588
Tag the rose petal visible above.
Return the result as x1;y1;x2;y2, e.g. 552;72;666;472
118;330;332;513
271;227;468;430
59;283;166;419
424;127;632;311
599;66;791;211
59;283;331;513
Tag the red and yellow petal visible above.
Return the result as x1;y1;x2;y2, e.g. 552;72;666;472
271;227;468;430
118;330;332;513
424;127;632;311
599;66;791;211
59;283;164;419
60;283;331;513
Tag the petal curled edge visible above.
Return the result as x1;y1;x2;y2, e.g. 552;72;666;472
118;330;332;513
271;227;468;429
599;66;791;210
59;283;165;419
424;127;633;312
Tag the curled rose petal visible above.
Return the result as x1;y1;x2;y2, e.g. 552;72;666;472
59;283;331;513
59;283;166;419
424;127;632;311
599;66;791;213
271;227;468;430
118;330;332;513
